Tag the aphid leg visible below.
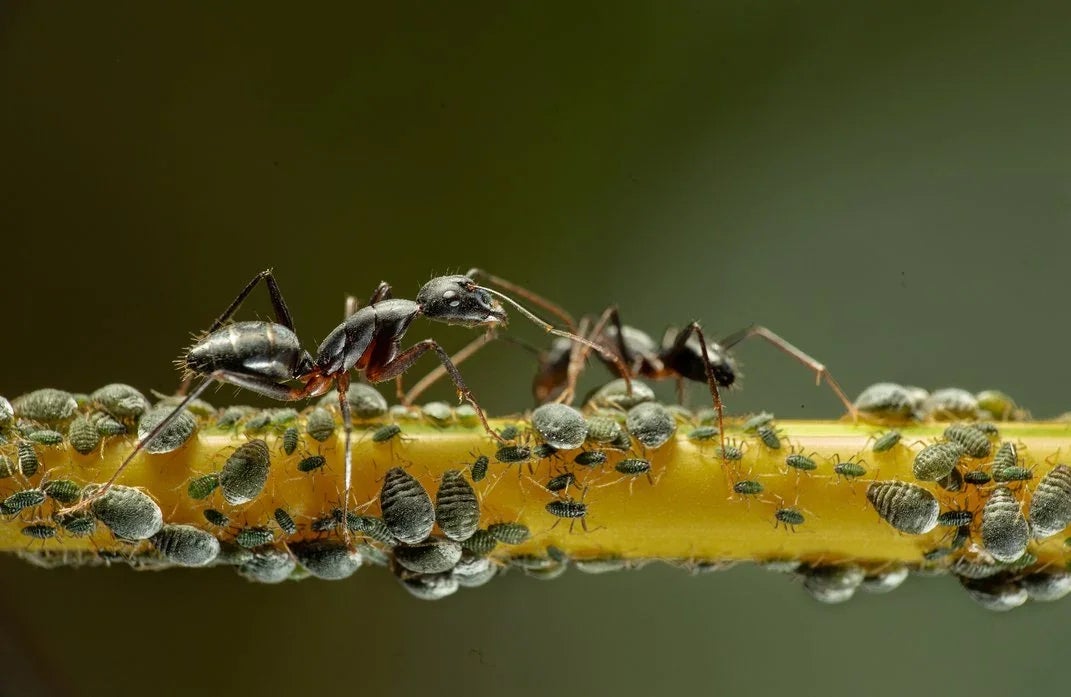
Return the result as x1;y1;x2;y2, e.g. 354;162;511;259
366;339;507;444
718;324;858;422
401;330;498;406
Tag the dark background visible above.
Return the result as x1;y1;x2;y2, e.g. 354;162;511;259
2;3;1069;696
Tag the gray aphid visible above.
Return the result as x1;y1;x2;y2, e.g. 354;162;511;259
237;548;297;584
151;524;221;566
865;480;940;534
137;406;198;454
921;388;979;420
0;395;13;427
800;564;866;604
319;383;388;419
219;439;271;505
912;442;964;481
422;401;454;426
959;576;1028;612
67;415;102;455
88;485;163;540
626;402;676;449
381;467;435;544
943;424;991;459
853;382;917;418
305;407;336;442
1021;572;1071;602
1028;464;1071;539
531;403;589;450
12;388;78;423
398;570;460;600
586;379;655;410
90;384;150;420
393;538;463;574
859;565;909;594
981;486;1030;563
434;470;479;542
290;539;362;580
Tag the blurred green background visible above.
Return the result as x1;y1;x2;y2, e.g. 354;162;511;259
2;2;1070;695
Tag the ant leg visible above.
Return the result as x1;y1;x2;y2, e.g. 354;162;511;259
668;323;727;459
344;296;360;319
553;316;592;406
718;324;858;422
402;330;497;406
335;373;354;541
465;268;578;331
207;268;297;335
368;282;393;305
365;339;507;443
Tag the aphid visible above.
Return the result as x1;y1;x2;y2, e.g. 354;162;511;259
950;524;971;550
625;402;676;449
17;442;39;477
546;472;578;493
834;460;867;480
715;440;744;462
756;424;781;450
237;548;297;584
531;403;589;450
90;410;126;436
859;565;909;594
785;452;817;472
973;422;1000;436
87;485;163;540
421;401;454;426
243;411;273;433
67;415;102;455
136;406;198;454
435;470;480;542
219;439;271;505
381;467;435;545
546;497;589;532
235;526;275;549
993;467;1032;483
487;521;531;545
12;388;78;423
949;556;1004;580
281;426;300;455
371;424;402;443
495;445;530;464
990;441;1018;473
742;412;775;433
54;511;96;537
687;426;720;442
853;382;922;419
305;407;336;442
609;429;633;452
0;395;13;427
585;416;624;445
959;576;1028;612
964;469;992;486
936;467;964;492
498;424;521;441
454;404;479;427
297;455;326;473
273;507;298;536
460;529;498;556
88;270;609;520
270;408;299;426
90;384;150;420
1;489;46;515
532;443;559;460
311;514;340;533
344;514;398;545
585;378;655;410
22;522;57;540
289;539;362;580
872;430;902;453
1028;464;1071;539
981;485;1030;563
321;382;389;420
0;455;15;479
393;538;463;574
215;406;252;429
42;480;81;505
203;508;230;527
774;507;805;531
27;430;64;446
976;390;1020;422
922;388;979;420
1021;572;1071;603
187;473;220;500
574;451;607;467
937;509;974;527
943;424;991;459
469;454;489;482
912;442;964;482
800;564;865;604
574;558;631;574
733;480;764;496
397;569;460;600
151;524;221;566
865;481;940;534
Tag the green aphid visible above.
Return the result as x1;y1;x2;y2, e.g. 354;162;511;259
716;442;744;461
2;489;46;515
68;415;102;455
203;509;230;527
235;526;275;549
270;409;299;426
17;442;39;477
964;470;992;485
187;473;220;500
305;408;336;442
215;407;251;429
22;523;57;540
742;412;775;432
297;455;326;473
756;425;782;450
243;411;273;433
43;479;81;504
344;514;397;545
785;453;817;472
54;511;96;537
774;508;805;530
281;426;300;455
992;466;1032;483
872;430;902;453
733;480;764;496
834;461;867;479
487;521;531;545
90;411;127;437
497;425;521;441
27;430;64;446
371;424;402;443
687;426;720;441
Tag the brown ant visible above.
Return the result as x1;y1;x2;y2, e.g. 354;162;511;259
67;269;630;519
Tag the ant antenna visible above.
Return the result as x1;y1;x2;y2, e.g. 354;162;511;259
478;287;634;397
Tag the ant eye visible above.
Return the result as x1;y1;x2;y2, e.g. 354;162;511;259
442;289;461;308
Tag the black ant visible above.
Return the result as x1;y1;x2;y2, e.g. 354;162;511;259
67;269;630;519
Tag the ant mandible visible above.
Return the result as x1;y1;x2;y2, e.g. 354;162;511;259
69;269;631;520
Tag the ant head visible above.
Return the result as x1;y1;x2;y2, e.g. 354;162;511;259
417;276;507;327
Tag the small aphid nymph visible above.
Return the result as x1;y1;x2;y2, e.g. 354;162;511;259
187;473;220;500
297;455;327;473
372;424;403;444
